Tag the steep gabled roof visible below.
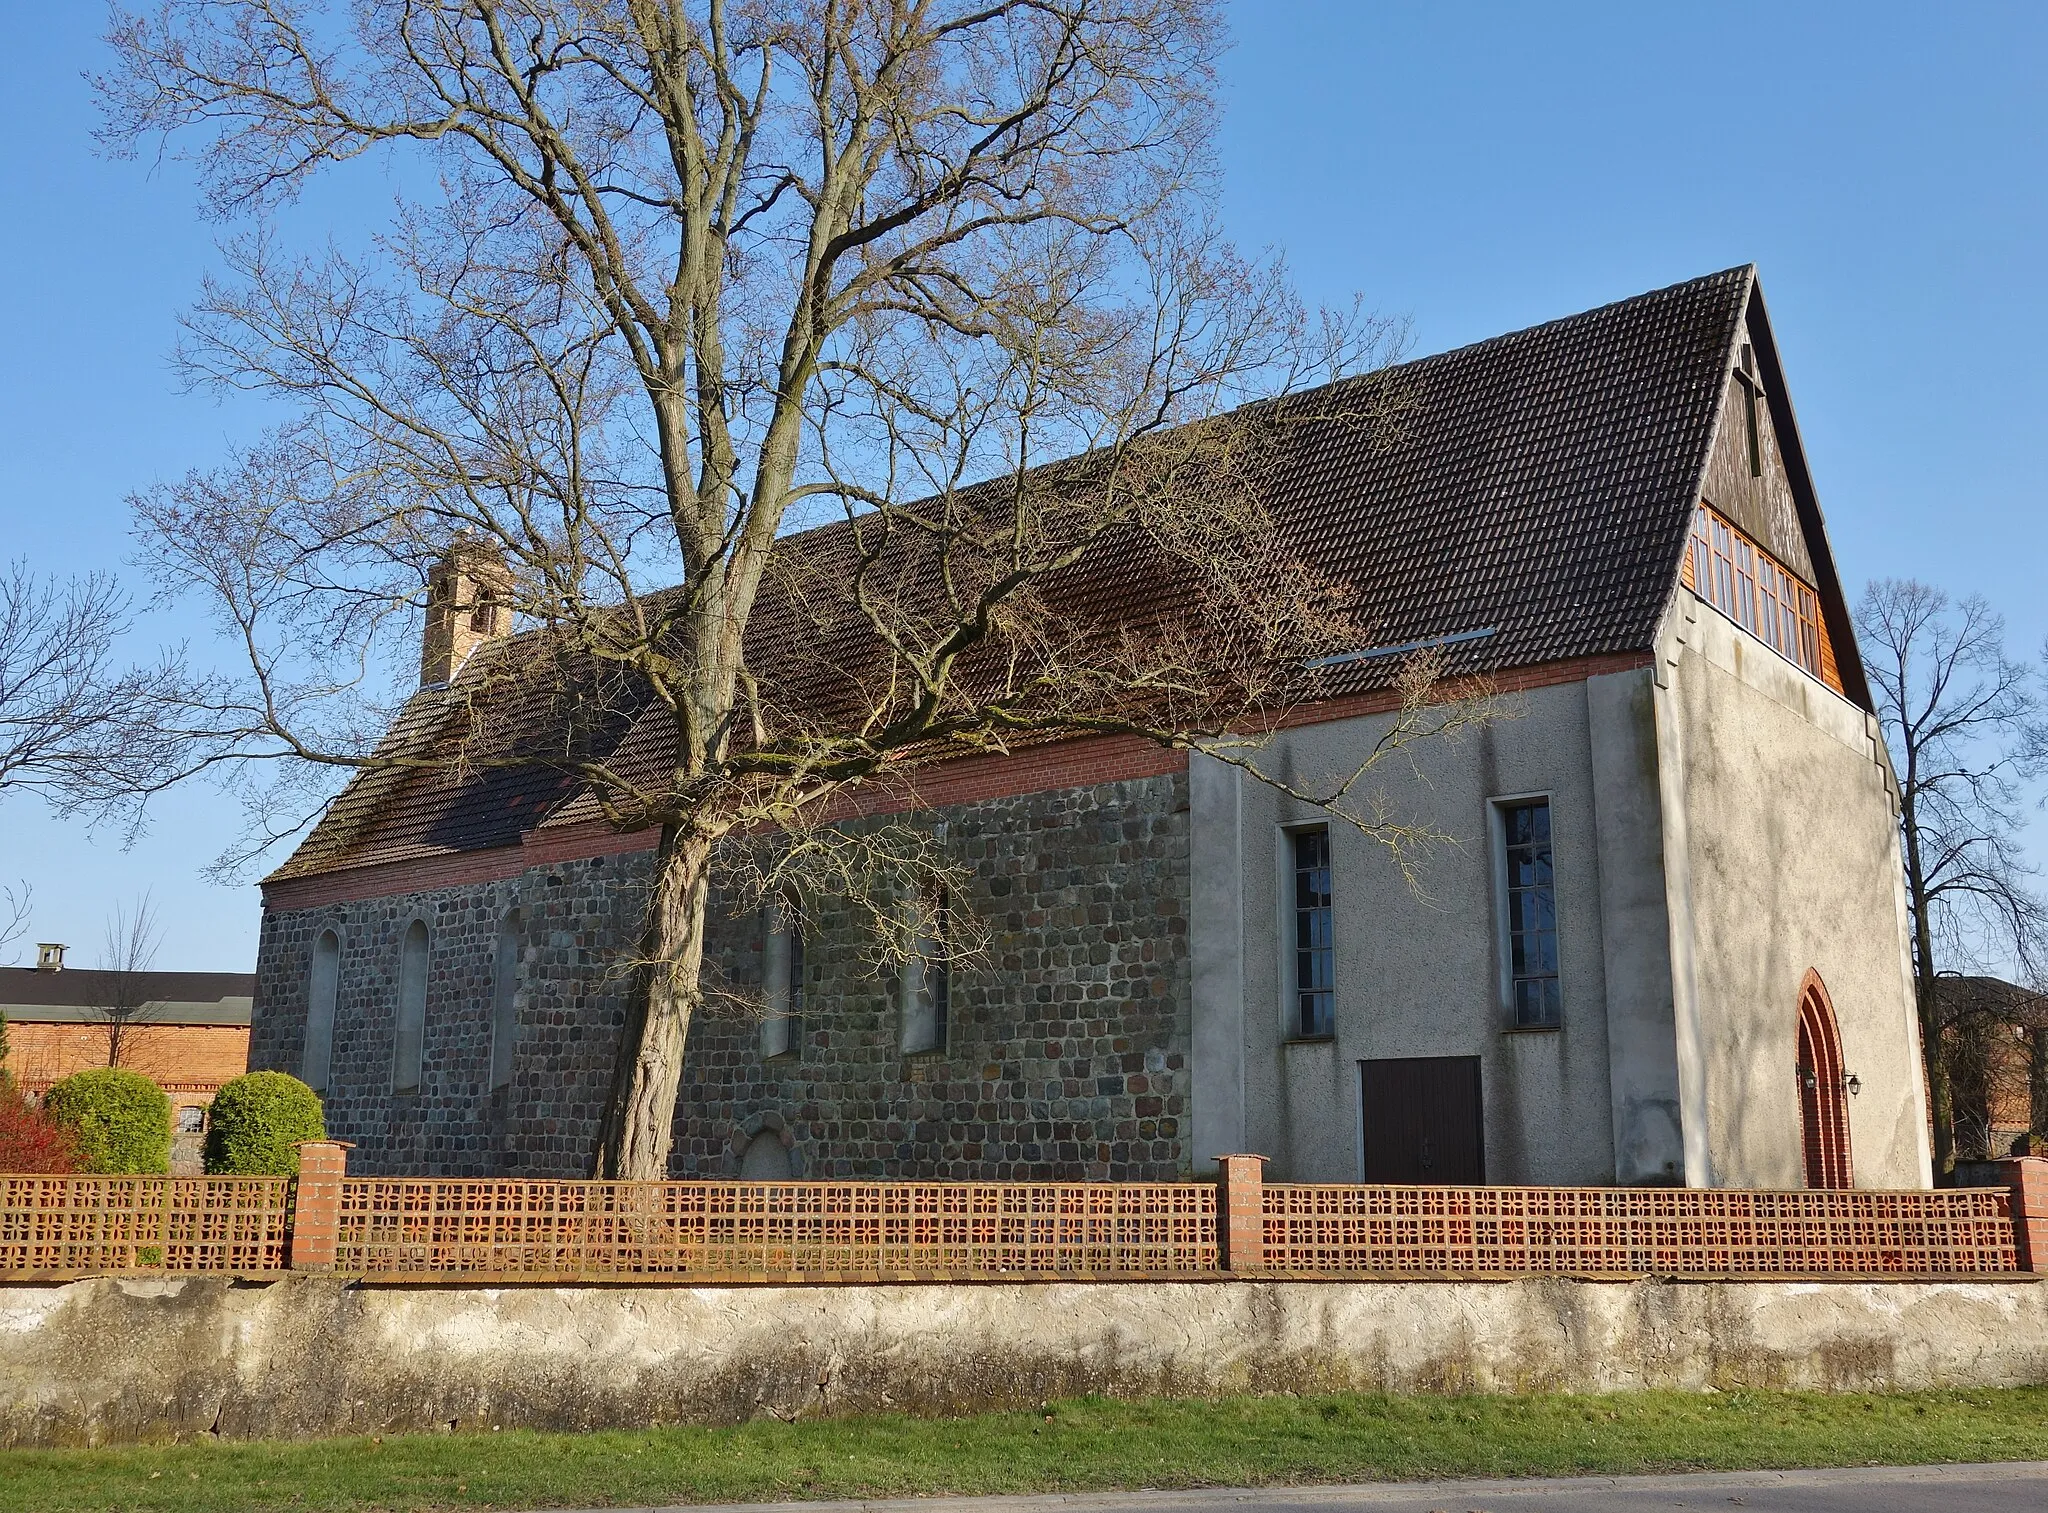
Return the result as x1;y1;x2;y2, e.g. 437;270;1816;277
272;265;1824;885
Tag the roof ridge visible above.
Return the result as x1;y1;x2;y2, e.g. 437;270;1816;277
1386;264;1756;375
271;266;1763;882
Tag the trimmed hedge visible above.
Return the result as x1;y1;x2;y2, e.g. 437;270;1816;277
203;1071;326;1176
42;1068;171;1174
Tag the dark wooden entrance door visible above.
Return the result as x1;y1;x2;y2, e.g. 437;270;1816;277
1360;1056;1486;1184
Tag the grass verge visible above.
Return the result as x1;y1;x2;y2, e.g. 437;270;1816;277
5;1388;2048;1513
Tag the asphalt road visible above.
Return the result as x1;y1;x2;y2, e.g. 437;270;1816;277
532;1463;2048;1513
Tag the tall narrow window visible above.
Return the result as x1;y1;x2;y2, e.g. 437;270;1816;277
901;889;949;1055
488;910;521;1091
393;920;429;1094
761;895;803;1060
1500;800;1561;1029
303;929;340;1092
1290;828;1335;1038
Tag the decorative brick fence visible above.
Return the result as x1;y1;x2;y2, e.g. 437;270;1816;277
2;1145;2043;1283
0;1174;290;1277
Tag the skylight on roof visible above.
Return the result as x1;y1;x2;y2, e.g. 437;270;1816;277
1304;626;1497;671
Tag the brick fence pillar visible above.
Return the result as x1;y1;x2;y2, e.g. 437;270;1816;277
1215;1153;1267;1273
289;1141;352;1273
1992;1156;2048;1273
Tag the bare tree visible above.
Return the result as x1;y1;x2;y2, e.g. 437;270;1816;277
0;880;27;966
101;0;1488;1178
76;895;169;1073
2029;1019;2048;1154
0;562;190;821
1858;580;2046;1174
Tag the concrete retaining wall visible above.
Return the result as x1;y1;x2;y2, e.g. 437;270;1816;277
4;1276;2047;1448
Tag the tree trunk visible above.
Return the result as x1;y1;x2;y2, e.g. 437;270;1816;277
597;825;715;1180
1901;795;1953;1176
1948;1014;1994;1163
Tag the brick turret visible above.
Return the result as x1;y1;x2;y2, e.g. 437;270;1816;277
421;538;513;687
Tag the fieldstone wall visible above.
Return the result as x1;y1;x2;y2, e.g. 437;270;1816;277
5;1274;2046;1447
251;772;1193;1179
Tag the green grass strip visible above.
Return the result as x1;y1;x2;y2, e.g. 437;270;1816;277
4;1388;2048;1513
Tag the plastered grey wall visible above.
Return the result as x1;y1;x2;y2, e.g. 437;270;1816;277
1586;668;1688;1184
1657;594;1931;1188
1198;678;1653;1185
251;773;1193;1180
4;1274;2043;1447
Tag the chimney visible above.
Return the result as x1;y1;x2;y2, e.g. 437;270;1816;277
421;538;514;687
34;943;65;971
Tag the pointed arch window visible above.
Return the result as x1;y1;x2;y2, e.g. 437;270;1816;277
303;929;340;1093
761;895;803;1060
393;920;429;1095
901;888;950;1056
488;910;522;1091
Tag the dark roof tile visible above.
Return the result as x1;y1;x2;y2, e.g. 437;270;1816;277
270;267;1754;883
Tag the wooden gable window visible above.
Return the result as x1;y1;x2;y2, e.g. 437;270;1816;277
1682;504;1842;692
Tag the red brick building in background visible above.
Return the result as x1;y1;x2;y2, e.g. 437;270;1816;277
1;946;253;1172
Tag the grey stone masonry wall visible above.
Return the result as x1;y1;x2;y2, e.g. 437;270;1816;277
251;772;1192;1178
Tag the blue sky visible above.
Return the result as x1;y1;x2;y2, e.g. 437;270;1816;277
2;3;2045;969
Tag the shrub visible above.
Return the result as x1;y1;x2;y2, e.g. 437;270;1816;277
203;1072;326;1176
0;1083;79;1173
42;1068;171;1174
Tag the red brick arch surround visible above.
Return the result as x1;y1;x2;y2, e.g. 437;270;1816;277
1797;969;1853;1190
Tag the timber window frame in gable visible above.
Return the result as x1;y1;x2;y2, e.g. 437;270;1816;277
1492;796;1561;1031
1683;503;1842;691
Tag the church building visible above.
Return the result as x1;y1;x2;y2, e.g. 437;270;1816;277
248;266;1934;1190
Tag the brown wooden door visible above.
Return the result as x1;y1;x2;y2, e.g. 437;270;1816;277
1796;975;1853;1189
1360;1056;1486;1184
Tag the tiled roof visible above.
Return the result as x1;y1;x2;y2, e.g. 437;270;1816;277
0;967;255;1021
270;266;1759;883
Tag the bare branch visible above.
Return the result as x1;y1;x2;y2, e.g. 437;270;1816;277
72;893;169;1072
1858;577;2047;1171
99;0;1479;1179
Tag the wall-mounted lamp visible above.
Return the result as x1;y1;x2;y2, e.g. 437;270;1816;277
1844;1072;1862;1097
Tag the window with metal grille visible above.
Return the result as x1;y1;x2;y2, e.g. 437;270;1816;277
1291;827;1335;1038
1500;799;1560;1029
1685;504;1828;682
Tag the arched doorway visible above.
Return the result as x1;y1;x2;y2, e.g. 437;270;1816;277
1797;973;1853;1189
